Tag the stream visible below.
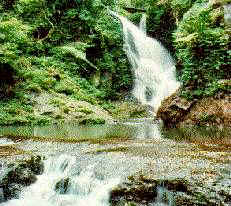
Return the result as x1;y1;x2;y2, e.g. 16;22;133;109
0;120;231;205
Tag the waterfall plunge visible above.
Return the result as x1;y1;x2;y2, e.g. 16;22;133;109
113;12;180;112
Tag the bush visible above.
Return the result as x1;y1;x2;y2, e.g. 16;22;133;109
173;1;231;98
15;0;45;17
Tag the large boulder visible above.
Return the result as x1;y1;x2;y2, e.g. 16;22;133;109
157;89;231;128
156;89;196;128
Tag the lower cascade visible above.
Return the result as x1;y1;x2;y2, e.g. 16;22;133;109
111;11;180;112
2;155;120;206
1;154;174;206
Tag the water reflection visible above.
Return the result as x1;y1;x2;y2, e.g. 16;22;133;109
1;121;230;145
122;119;162;139
162;126;231;145
0;119;162;140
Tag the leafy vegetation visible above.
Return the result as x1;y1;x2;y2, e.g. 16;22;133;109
0;0;134;125
173;0;231;99
125;0;230;99
0;0;230;125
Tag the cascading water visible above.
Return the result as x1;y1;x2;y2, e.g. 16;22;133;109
0;154;174;206
111;11;180;112
2;155;120;206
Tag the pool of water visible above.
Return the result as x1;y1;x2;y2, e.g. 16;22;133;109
162;126;231;146
0;120;230;146
0;119;162;141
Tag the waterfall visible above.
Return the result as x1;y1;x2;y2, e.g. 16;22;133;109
2;155;120;206
139;14;147;35
112;11;180;112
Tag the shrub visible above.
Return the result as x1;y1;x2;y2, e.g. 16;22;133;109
173;1;231;98
15;0;45;17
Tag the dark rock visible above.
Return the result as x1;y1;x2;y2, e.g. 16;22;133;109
159;178;189;193
5;166;37;186
110;175;231;206
0;155;44;202
25;155;44;175
110;181;157;205
156;89;196;127
3;183;24;200
55;177;70;194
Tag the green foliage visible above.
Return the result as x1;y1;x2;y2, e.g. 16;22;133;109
199;113;216;123
174;1;231;98
79;117;106;125
15;0;45;17
1;0;229;125
146;1;177;52
0;98;51;126
160;0;196;21
77;107;93;114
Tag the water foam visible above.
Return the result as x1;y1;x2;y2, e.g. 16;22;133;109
2;155;120;206
111;11;180;112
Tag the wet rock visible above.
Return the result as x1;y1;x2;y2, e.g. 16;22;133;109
5;167;37;186
110;174;231;206
159;178;189;192
2;183;24;200
0;155;44;201
110;176;190;205
156;89;196;127
55;177;70;194
25;155;44;175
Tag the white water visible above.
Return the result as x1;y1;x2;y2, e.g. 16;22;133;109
154;187;174;206
112;12;180;112
2;155;120;206
224;4;231;28
1;154;174;206
0;138;14;147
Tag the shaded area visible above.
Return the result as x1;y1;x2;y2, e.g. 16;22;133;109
0;64;16;99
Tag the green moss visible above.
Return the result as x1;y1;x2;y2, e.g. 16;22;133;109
77;107;93;114
79;118;106;125
199;113;217;122
108;102;150;120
